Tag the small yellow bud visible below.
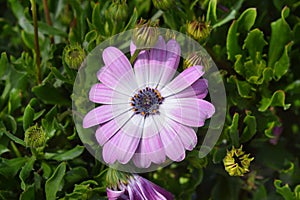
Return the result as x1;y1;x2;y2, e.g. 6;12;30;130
63;43;86;69
24;124;46;148
132;19;160;49
186;18;211;44
223;145;254;176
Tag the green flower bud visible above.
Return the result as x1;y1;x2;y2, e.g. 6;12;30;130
107;0;128;21
186;18;211;44
152;0;174;11
24;124;46;148
63;43;86;69
223;145;254;176
184;50;211;70
132;19;160;49
106;168;130;189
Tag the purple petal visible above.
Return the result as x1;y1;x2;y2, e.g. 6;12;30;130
98;47;138;94
135;175;174;200
161;65;205;97
134;50;150;88
173;79;208;99
107;188;126;200
89;83;130;104
83;104;130;128
95;111;132;145
130;41;136;56
155;116;185;161
176;124;197;151
102;114;143;164
157;39;181;89
160;98;215;127
148;36;167;87
133;116;166;167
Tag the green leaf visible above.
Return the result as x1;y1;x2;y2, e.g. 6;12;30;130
1;128;26;147
45;145;84;161
206;0;217;24
229;75;255;98
37;22;68;37
273;42;293;80
0;52;8;78
274;180;295;200
124;8;138;31
19;156;36;190
45;162;66;200
92;2;104;34
240;113;257;143
295;185;300;199
8;88;22;114
41;162;52;179
23;104;35;131
212;147;227;164
229;113;240;147
226;8;257;61
268;6;292;68
253;185;267;200
212;0;244;28
0;144;10;156
21;31;35;50
64;167;88;186
264;121;277;138
243;29;267;61
19;184;35;200
226;21;240;61
0;157;27;178
259;90;291;112
236;8;257;32
32;84;70;105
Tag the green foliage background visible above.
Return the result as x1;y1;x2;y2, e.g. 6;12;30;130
0;0;300;199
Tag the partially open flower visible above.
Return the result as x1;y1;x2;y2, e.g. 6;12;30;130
184;50;211;70
106;169;174;200
24;124;45;148
132;19;160;49
223;145;254;176
63;43;86;69
186;18;211;44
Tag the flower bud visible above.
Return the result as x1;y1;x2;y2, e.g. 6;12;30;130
223;145;254;176
186;18;211;44
63;43;86;69
24;124;45;148
184;50;211;70
152;0;174;11
107;0;128;21
132;19;160;49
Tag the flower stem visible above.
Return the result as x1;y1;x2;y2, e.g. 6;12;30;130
151;10;164;21
42;0;54;43
30;0;42;84
130;49;141;65
10;141;21;157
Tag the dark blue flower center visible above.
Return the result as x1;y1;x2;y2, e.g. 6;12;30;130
130;87;164;116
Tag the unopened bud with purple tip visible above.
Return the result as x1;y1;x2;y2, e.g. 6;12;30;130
106;168;174;200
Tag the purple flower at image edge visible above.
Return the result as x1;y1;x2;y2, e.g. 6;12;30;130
107;174;174;200
83;36;215;168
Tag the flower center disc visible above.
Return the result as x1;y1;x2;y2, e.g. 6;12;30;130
130;87;164;116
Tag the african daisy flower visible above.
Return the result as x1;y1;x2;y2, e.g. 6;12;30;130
107;173;174;200
83;36;215;168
